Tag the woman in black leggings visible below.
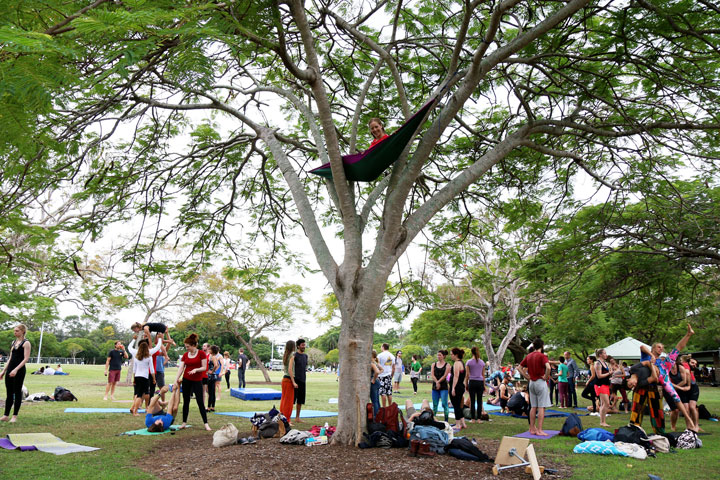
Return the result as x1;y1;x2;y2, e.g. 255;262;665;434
174;333;211;431
1;324;31;423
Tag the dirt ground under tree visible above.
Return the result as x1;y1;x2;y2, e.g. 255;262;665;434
136;429;571;480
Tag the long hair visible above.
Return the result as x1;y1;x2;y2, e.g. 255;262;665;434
283;340;296;367
471;346;480;360
451;347;464;360
136;340;150;361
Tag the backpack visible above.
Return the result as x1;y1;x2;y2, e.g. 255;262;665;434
647;434;670;453
444;438;492;462
212;423;238;447
559;413;583;437
375;402;406;433
366;402;374;423
613;424;650;449
53;386;78;402
676;429;701;449
697;404;714;420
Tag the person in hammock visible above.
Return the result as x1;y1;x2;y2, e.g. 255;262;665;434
368;118;389;148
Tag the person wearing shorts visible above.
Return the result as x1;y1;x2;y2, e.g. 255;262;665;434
376;343;396;407
392;350;404;394
104;341;128;401
519;338;552;436
683;357;701;430
293;339;308;422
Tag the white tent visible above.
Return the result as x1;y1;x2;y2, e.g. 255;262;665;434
604;337;651;361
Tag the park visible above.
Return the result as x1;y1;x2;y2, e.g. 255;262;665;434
1;0;720;478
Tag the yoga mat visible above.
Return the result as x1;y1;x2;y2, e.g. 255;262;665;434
514;430;561;440
482;402;501;412
121;425;185;436
0;438;37;451
215;410;338;418
65;408;145;414
7;433;99;455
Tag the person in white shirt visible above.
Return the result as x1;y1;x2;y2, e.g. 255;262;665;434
376;343;396;407
43;366;55;375
127;337;163;416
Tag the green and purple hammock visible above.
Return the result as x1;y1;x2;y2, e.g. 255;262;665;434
309;99;436;182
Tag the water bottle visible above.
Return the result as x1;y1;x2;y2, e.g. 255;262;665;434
320;426;326;436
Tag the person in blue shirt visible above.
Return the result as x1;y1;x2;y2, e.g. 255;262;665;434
146;383;181;432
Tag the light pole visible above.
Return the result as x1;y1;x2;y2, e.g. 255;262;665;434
36;321;45;364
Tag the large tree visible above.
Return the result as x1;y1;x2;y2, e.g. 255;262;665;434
2;1;719;444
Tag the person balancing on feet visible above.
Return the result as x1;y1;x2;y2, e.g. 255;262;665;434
131;321;176;347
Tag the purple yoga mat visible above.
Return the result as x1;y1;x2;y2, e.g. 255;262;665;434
514;430;561;440
0;437;37;451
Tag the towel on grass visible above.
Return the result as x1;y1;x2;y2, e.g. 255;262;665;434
6;433;99;455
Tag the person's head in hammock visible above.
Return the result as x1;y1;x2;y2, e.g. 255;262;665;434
368;118;388;147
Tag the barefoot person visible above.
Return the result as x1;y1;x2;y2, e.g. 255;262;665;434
128;336;163;416
465;346;485;423
280;340;296;422
641;323;698;432
174;333;211;431
222;351;232;391
594;348;612;427
377;343;396;408
206;345;221;412
0;324;31;423
430;350;451;422
519;338;552;436
104;341;128;400
449;348;468;431
293;338;308;423
145;384;181;433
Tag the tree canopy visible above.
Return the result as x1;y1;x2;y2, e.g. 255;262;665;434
2;0;719;444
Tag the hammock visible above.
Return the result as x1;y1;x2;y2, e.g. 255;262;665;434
309;98;436;182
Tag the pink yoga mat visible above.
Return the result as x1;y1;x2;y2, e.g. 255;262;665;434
0;438;37;451
514;430;560;440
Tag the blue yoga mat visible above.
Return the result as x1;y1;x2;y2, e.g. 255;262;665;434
65;408;146;414
230;388;282;401
215;409;338;418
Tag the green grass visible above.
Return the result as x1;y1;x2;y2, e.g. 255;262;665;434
1;364;719;479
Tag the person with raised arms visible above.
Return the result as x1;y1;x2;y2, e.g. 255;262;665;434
128;336;163;416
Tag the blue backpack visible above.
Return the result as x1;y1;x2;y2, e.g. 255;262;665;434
559;413;583;437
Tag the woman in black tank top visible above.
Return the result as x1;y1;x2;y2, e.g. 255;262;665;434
449;347;468;430
1;324;31;422
593;349;612;427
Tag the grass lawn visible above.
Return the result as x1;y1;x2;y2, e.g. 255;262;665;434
1;364;719;479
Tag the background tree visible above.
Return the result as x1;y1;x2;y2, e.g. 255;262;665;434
2;0;719;444
192;267;309;382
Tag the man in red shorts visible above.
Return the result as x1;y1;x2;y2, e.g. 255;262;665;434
104;341;128;401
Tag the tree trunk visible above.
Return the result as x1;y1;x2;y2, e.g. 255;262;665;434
332;309;375;446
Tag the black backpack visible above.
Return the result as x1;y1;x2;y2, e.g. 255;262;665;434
697;404;714;420
53;386;78;402
559;413;583;437
614;424;650;449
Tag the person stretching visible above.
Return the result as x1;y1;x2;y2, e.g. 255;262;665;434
146;384;181;432
174;333;211;431
640;323;698;432
0;324;31;423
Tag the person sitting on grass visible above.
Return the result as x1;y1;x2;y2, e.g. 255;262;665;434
404;398;450;431
506;386;531;419
499;375;512;413
146;383;181;433
131;321;176;347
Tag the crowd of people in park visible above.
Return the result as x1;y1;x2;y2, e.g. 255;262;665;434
370;323;705;436
0;316;710;441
